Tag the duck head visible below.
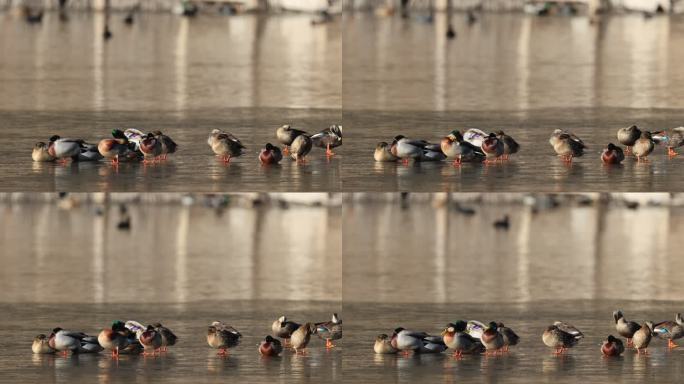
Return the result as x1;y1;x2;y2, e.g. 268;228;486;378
454;320;467;332
606;335;618;343
111;129;126;139
393;327;405;336
487;321;498;331
264;335;276;343
332;313;341;323
441;323;456;336
613;310;623;323
676;313;683;325
34;142;48;149
393;135;405;142
641;131;652;140
49;135;60;142
207;326;217;335
644;321;654;333
151;130;163;136
376;334;390;342
264;143;275;151
112;320;126;331
376;142;389;150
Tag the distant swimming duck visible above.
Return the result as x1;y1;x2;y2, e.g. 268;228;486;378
139;325;163;355
549;129;586;163
98;129;135;164
495;130;520;160
497;322;520;352
208;129;245;164
259;335;283;357
290;134;313;163
632;131;655;162
291;323;317;354
316;313;342;349
633;321;654;354
440;130;484;165
259;143;283;165
48;135;85;163
601;335;625;357
311;125;342;157
613;310;641;347
207;321;242;356
601;143;625;164
661;127;684;157
481;133;504;163
152;322;178;352
32;334;55;354
140;133;162;163
653;313;683;349
374;334;398;354
272;316;300;344
481;322;505;355
276;125;309;155
374;142;398;162
542;322;583;354
98;320;130;358
32;142;55;162
617;125;641;152
152;130;178;160
493;215;510;230
441;321;484;358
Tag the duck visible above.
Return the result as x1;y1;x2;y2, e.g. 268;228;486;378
49;328;88;357
481;133;505;163
481;322;505;355
207;321;242;356
152;130;178;160
390;327;429;356
207;129;245;164
463;128;488;148
272;316;300;344
290;134;313;163
417;147;446;162
660;127;684;157
653;313;683;349
290;323;317;354
617;125;641;152
77;335;104;354
98;129;135;164
440;130;484;165
311;124;342;157
632;131;655;162
32;142;55;162
416;335;447;354
32;334;56;354
374;334;398;354
601;335;625;357
441;321;484;358
259;335;283;357
152;322;177;352
124;128;146;152
633;321;654;354
374;142;398;162
259;143;283;165
542;322;583;354
496;130;520;160
390;136;434;165
98;320;130;358
549;129;586;163
601;143;625;164
316;313;342;349
76;142;104;162
497;322;520;352
613;310;641;347
139;133;163;163
139;325;162;355
276;125;308;155
493;215;510;230
47;135;85;163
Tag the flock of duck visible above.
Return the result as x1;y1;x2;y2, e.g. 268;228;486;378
374;311;684;358
31;314;342;358
31;125;343;165
374;125;684;165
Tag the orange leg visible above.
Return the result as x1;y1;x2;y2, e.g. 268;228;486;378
326;144;335;157
627;338;633;347
668;340;679;349
625;146;632;154
62;350;69;357
325;339;335;349
402;158;409;166
283;146;290;155
668;147;678;157
452;156;462;167
217;348;229;356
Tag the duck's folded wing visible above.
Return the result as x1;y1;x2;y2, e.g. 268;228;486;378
554;322;583;338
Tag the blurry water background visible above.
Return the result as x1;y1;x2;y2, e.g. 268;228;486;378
0;193;342;382
0;12;341;191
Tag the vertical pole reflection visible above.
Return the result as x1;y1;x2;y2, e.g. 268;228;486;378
175;205;190;303
34;204;52;301
92;204;105;303
434;11;446;111
175;18;189;114
515;207;532;302
433;194;448;302
516;16;531;113
93;12;105;111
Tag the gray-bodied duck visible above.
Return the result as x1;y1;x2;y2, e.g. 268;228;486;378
272;316;300;345
316;313;342;349
441;321;485;358
542;322;583;354
660;127;684;157
290;134;313;163
311;124;342;157
617;125;641;153
47;135;85;164
390;327;430;356
207;321;242;356
549;129;586;163
613;310;641;347
633;321;654;354
276;124;309;155
653;313;683;349
291;323;317;354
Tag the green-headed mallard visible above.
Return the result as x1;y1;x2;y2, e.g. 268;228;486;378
290;134;313;163
208;129;245;164
601;335;625;357
633;321;654;354
151;130;177;160
550;129;586;163
311;124;342;157
374;142;398;162
207;321;242;356
32;334;55;354
441;130;485;166
98;320;130;358
542;322;583;354
316;313;342;349
495;130;520;160
632;131;655;162
259;335;283;357
653;313;683;349
441;321;484;358
276;125;308;155
259;143;283;165
617;125;641;152
152;322;177;352
290;323;316;354
613;310;641;347
32;142;55;162
139;325;162;356
374;334;398;354
601;143;625;164
98;129;134;164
